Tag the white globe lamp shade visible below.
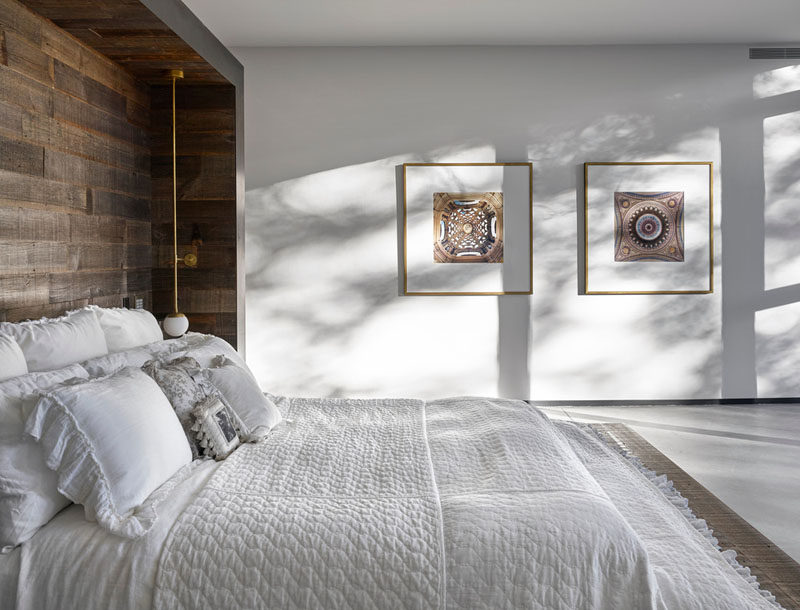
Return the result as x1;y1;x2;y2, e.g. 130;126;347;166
163;313;189;337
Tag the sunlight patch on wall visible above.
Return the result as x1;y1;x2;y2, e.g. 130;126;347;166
755;302;800;396
527;121;721;400
246;144;500;398
532;294;717;399
753;65;800;99
763;111;800;291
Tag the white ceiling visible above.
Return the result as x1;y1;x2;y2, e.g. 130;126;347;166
181;0;800;48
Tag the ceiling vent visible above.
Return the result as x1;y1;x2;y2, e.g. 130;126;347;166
750;48;800;59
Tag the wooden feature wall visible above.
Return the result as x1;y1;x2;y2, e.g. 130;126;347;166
16;0;228;84
0;0;151;322
150;84;236;347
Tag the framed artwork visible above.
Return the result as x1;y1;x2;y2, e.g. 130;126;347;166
584;162;713;294
403;163;532;295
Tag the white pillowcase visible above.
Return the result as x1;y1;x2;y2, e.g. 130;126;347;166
0;309;108;372
204;357;282;442
0;334;27;381
0;365;88;551
25;367;192;539
170;332;249;370
88;306;163;353
80;347;153;378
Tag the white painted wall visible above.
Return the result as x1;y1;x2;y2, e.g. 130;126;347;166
234;45;800;400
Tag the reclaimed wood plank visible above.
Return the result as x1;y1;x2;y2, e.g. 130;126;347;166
0;0;42;45
69;213;125;243
53;58;127;117
0;133;44;176
124;219;151;244
0;63;53;115
40;22;82;68
0;206;70;241
92;189;149;220
126;98;149;129
0;273;49;309
44;147;87;184
0;168;87;209
48;269;124;302
0;102;148;172
3;29;52;85
0;240;68;273
2;298;91;322
53;90;148;148
68;243;124;271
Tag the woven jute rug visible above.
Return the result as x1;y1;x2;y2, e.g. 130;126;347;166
593;423;800;610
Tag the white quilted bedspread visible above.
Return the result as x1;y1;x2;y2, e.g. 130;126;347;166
152;397;659;610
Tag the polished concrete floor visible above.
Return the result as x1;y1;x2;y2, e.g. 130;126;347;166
538;403;800;564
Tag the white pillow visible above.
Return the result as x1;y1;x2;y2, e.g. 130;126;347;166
80;347;153;378
0;309;108;372
172;332;249;370
25;367;192;539
0;365;88;551
0;335;27;381
88;306;163;353
204;356;282;442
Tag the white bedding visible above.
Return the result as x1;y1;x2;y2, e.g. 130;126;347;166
8;395;781;610
14;460;219;610
155;396;657;609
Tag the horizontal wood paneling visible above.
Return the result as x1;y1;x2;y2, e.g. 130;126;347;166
0;0;151;321
151;83;236;346
17;0;229;84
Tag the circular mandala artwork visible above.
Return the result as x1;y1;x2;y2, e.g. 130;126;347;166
433;192;503;263
614;192;684;262
628;206;670;249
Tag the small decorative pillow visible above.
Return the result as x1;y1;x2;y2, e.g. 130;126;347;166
87;306;163;353
191;396;241;460
25;367;191;539
142;356;247;459
204;356;282;442
0;334;27;381
0;365;88;551
0;309;108;372
141;357;208;458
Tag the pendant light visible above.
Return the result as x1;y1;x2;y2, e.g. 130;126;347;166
163;68;197;337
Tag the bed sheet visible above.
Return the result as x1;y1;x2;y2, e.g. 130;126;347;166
14;460;219;610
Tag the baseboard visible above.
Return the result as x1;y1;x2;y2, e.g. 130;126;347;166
528;397;800;406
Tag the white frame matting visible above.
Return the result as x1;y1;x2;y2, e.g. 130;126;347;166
403;162;533;296
584;162;713;295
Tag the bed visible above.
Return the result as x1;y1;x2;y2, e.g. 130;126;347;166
0;307;782;609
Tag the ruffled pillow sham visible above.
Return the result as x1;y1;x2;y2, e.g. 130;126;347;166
0;365;88;551
25;367;192;539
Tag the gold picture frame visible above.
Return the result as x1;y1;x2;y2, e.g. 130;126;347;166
402;162;533;296
584;161;714;295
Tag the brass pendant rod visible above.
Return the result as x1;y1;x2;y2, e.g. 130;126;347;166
170;69;183;313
